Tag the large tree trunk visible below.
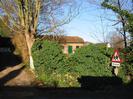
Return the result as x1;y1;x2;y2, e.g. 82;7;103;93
12;33;35;70
25;33;35;70
12;33;29;63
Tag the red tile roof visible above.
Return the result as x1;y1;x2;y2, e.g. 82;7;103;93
41;35;84;44
61;36;84;43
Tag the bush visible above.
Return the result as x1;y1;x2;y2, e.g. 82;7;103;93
68;44;114;77
120;46;133;81
124;46;133;76
32;40;79;87
32;41;118;87
32;40;66;74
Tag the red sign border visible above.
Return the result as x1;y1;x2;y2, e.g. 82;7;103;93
111;50;122;63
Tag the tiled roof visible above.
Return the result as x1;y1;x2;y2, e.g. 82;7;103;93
61;36;84;43
40;35;84;43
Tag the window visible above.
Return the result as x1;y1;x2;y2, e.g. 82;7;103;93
76;46;79;49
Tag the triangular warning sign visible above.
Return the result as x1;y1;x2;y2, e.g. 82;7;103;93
112;50;121;63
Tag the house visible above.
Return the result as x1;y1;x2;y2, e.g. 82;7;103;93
60;36;84;54
41;35;85;54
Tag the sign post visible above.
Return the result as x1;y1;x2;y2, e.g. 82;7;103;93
111;50;122;76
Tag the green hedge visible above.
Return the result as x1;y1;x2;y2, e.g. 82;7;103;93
68;44;114;76
120;46;133;81
32;40;118;87
32;40;79;87
32;40;65;74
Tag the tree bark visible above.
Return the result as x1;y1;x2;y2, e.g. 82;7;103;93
25;33;35;70
117;0;127;48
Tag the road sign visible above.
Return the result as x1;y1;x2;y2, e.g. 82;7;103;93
112;62;120;67
112;50;121;63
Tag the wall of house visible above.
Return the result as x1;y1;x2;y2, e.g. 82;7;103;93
61;43;84;54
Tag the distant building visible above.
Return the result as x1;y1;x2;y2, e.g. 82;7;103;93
60;36;84;54
41;35;85;54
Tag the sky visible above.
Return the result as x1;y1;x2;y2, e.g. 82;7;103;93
63;0;118;43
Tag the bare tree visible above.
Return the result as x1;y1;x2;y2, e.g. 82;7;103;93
101;0;133;48
86;0;116;43
0;16;11;37
109;32;124;49
0;0;79;70
115;0;128;48
87;0;132;47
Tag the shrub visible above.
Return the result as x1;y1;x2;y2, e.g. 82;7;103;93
32;41;118;87
68;44;114;77
32;40;66;74
32;39;79;87
120;46;133;81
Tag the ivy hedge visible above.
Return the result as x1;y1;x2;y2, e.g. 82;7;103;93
32;40;79;87
32;40;115;87
68;44;113;76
